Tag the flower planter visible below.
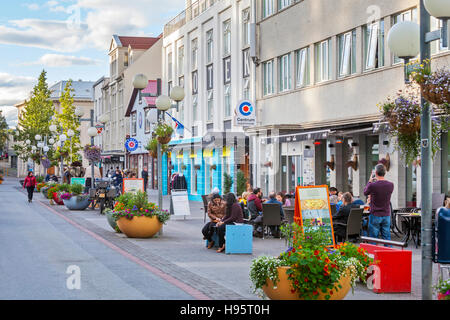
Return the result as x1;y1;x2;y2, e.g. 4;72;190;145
63;195;91;210
388;115;421;136
52;192;64;205
421;83;450;105
116;215;162;238
105;210;118;231
157;135;171;144
149;150;158;159
262;266;352;300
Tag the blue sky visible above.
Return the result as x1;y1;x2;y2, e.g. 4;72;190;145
0;0;184;127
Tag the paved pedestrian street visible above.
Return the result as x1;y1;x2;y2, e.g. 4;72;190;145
0;178;440;300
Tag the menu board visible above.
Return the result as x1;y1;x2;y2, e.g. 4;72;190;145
123;178;144;194
170;190;191;217
294;185;336;247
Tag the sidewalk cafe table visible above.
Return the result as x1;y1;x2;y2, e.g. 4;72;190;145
396;211;421;248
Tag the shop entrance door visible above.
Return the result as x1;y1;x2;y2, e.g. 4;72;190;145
282;155;302;194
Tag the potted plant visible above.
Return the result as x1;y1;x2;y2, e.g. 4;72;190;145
103;208;121;233
36;182;47;192
111;191;170;238
434;278;450;301
47;185;60;205
155;122;174;144
249;223;372;300
145;138;169;158
62;184;91;210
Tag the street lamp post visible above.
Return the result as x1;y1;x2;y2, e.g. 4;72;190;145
132;74;185;212
387;0;450;300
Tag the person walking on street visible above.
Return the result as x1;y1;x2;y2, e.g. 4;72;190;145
142;167;149;193
364;164;394;241
23;171;37;203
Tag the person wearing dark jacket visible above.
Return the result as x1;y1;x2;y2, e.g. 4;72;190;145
333;192;359;241
141;167;149;193
215;193;244;253
23;171;37;203
247;188;263;219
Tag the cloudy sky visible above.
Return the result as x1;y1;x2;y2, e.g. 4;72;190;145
0;0;185;127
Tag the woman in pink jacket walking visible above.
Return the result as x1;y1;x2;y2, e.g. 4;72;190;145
23;171;37;203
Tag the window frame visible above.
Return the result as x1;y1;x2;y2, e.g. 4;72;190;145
279;53;291;92
206;29;214;64
263;59;274;96
131;112;137;136
296;47;310;88
223;20;231;57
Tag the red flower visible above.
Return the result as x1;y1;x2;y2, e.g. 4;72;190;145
324;271;329;276
314;250;319;256
292;248;296;253
304;278;308;282
291;289;296;294
330;290;333;295
313;291;319;295
331;264;337;269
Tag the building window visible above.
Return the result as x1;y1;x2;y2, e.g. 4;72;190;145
243;48;251;78
191;38;198;70
279;53;291;92
206;64;213;90
223;20;231;57
124;52;129;67
262;0;274;18
431;16;449;54
207;29;213;64
168;52;173;80
168;81;172;98
263;60;274;96
393;8;418;64
144;108;151;133
191;158;198;194
192;95;198;121
242;9;250;47
178;100;184;124
192;71;198;94
278;0;292;11
315;39;332;82
192;125;198;137
178;45;184;76
179;76;184;87
224;84;231;117
338;30;357;77
364;20;385;70
296;47;310;87
224;120;232;132
207;90;213;121
131;112;137;136
223;57;231;84
243;78;250;100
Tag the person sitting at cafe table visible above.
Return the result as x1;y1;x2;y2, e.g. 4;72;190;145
276;192;292;207
202;193;226;249
332;192;360;242
252;192;284;238
215;193;244;253
247;188;263;220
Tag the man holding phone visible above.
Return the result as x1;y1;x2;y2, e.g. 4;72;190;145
364;164;394;241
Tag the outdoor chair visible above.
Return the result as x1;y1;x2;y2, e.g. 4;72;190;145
334;208;363;243
262;203;282;239
201;195;209;223
283;207;295;224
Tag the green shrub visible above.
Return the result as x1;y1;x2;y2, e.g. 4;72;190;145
223;173;233;194
70;183;83;195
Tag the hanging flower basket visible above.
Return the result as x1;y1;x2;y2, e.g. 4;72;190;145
387;113;421;135
83;145;102;163
157;135;172;144
421;83;450;105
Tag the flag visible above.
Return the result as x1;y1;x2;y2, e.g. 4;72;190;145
165;112;185;136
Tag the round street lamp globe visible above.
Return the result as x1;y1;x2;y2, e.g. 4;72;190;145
75;107;85;118
156;95;172;111
424;0;450;18
99;113;110;124
133;74;148;90
49;124;57;132
387;21;420;59
170;86;185;102
59;134;67;142
67;129;75;137
87;127;98;137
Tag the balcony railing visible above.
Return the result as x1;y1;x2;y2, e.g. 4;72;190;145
164;0;220;37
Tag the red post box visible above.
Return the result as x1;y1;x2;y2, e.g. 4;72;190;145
360;243;412;293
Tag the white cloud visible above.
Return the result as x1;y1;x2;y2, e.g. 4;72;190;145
0;0;185;52
0;73;36;107
0;106;19;128
25;3;40;10
23;53;101;67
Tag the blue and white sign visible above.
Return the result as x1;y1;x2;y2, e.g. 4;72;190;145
235;100;256;126
125;138;139;152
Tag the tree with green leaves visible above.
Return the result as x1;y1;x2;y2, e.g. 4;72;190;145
55;80;81;163
14;70;56;165
0;111;8;152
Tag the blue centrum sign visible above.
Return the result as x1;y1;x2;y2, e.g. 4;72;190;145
235;100;256;126
125;138;139;152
